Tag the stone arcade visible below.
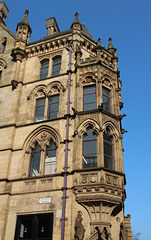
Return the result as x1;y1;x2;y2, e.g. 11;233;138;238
0;2;132;240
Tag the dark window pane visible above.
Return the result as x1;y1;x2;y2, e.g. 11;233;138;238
103;131;114;170
82;128;97;168
52;56;61;76
40;60;49;79
83;85;96;94
83;85;96;111
29;145;41;177
48;95;59;120
102;87;111;112
35;98;45;122
14;213;53;240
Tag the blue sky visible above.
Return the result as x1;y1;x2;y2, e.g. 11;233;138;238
4;0;151;239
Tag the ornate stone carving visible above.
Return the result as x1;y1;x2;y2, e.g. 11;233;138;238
74;211;85;240
105;174;118;186
119;222;128;240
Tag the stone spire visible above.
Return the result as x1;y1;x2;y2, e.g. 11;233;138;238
0;1;9;25
16;10;32;45
16;10;32;33
108;37;118;71
71;12;81;31
107;37;116;56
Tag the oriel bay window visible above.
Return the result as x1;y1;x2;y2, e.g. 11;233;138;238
29;141;57;177
102;87;111;112
35;95;59;122
14;213;53;240
103;128;114;170
83;85;96;111
82;128;97;168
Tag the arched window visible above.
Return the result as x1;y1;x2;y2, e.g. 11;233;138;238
52;56;61;76
103;128;114;170
29;144;41;177
44;142;56;175
83;85;96;110
40;59;49;79
82;127;97;168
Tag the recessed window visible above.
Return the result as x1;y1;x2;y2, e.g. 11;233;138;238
14;213;53;240
35;98;45;122
82;128;97;168
83;85;96;111
40;59;49;79
103;129;114;170
52;56;61;76
102;87;111;112
48;95;59;119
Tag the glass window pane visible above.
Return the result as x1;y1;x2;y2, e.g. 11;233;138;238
35;98;45;122
40;60;49;79
44;143;56;175
52;56;61;76
29;145;41;177
48;95;59;119
82;128;97;169
83;85;96;111
102;87;111;112
84;85;96;94
84;93;96;104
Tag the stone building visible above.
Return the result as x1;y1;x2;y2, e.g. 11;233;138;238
0;1;132;239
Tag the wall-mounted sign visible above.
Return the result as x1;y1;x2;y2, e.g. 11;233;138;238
37;197;51;204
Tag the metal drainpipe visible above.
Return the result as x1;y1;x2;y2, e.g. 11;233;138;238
61;42;72;240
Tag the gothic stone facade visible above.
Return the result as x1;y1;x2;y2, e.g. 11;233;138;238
0;2;132;240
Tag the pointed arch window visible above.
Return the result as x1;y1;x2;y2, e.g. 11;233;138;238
83;85;96;111
52;56;61;76
29;141;57;177
40;59;49;79
82;127;97;168
103;128;114;170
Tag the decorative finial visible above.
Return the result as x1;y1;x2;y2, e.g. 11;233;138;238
75;12;79;18
25;10;29;16
108;37;112;42
97;38;101;46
